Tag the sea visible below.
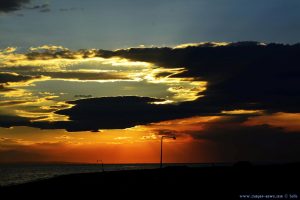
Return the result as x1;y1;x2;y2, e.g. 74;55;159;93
0;163;219;186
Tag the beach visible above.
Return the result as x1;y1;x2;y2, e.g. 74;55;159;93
0;162;299;199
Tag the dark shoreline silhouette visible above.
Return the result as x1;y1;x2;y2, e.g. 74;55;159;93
0;162;299;199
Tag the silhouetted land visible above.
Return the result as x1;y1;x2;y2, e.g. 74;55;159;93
0;162;299;199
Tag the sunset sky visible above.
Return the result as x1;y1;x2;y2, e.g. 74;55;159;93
0;0;300;164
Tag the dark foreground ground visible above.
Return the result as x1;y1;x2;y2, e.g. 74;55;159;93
0;162;299;199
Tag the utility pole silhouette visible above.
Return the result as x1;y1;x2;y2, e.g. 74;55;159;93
97;160;105;172
160;135;176;169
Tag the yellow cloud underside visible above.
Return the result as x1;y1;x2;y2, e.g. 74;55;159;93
0;45;209;126
0;46;207;103
174;42;229;49
221;109;264;115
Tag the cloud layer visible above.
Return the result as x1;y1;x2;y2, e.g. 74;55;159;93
1;42;300;132
108;43;300;113
1;41;300;164
0;0;30;12
0;72;41;84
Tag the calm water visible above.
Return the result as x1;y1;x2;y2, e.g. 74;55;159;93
0;163;214;186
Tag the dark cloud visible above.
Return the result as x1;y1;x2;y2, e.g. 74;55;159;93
0;84;15;92
106;43;300;114
0;0;30;12
0;1;51;13
31;96;200;132
156;129;178;136
52;42;300;131
28;3;48;10
0;115;30;128
0;96;218;132
23;43;300;114
1;66;39;72
1;42;300;132
0;72;42;92
31;95;264;132
25;49;97;60
187;117;300;162
0;72;42;84
153;115;300;162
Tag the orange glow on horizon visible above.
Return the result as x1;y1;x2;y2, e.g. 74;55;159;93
0;116;216;163
1;113;299;163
